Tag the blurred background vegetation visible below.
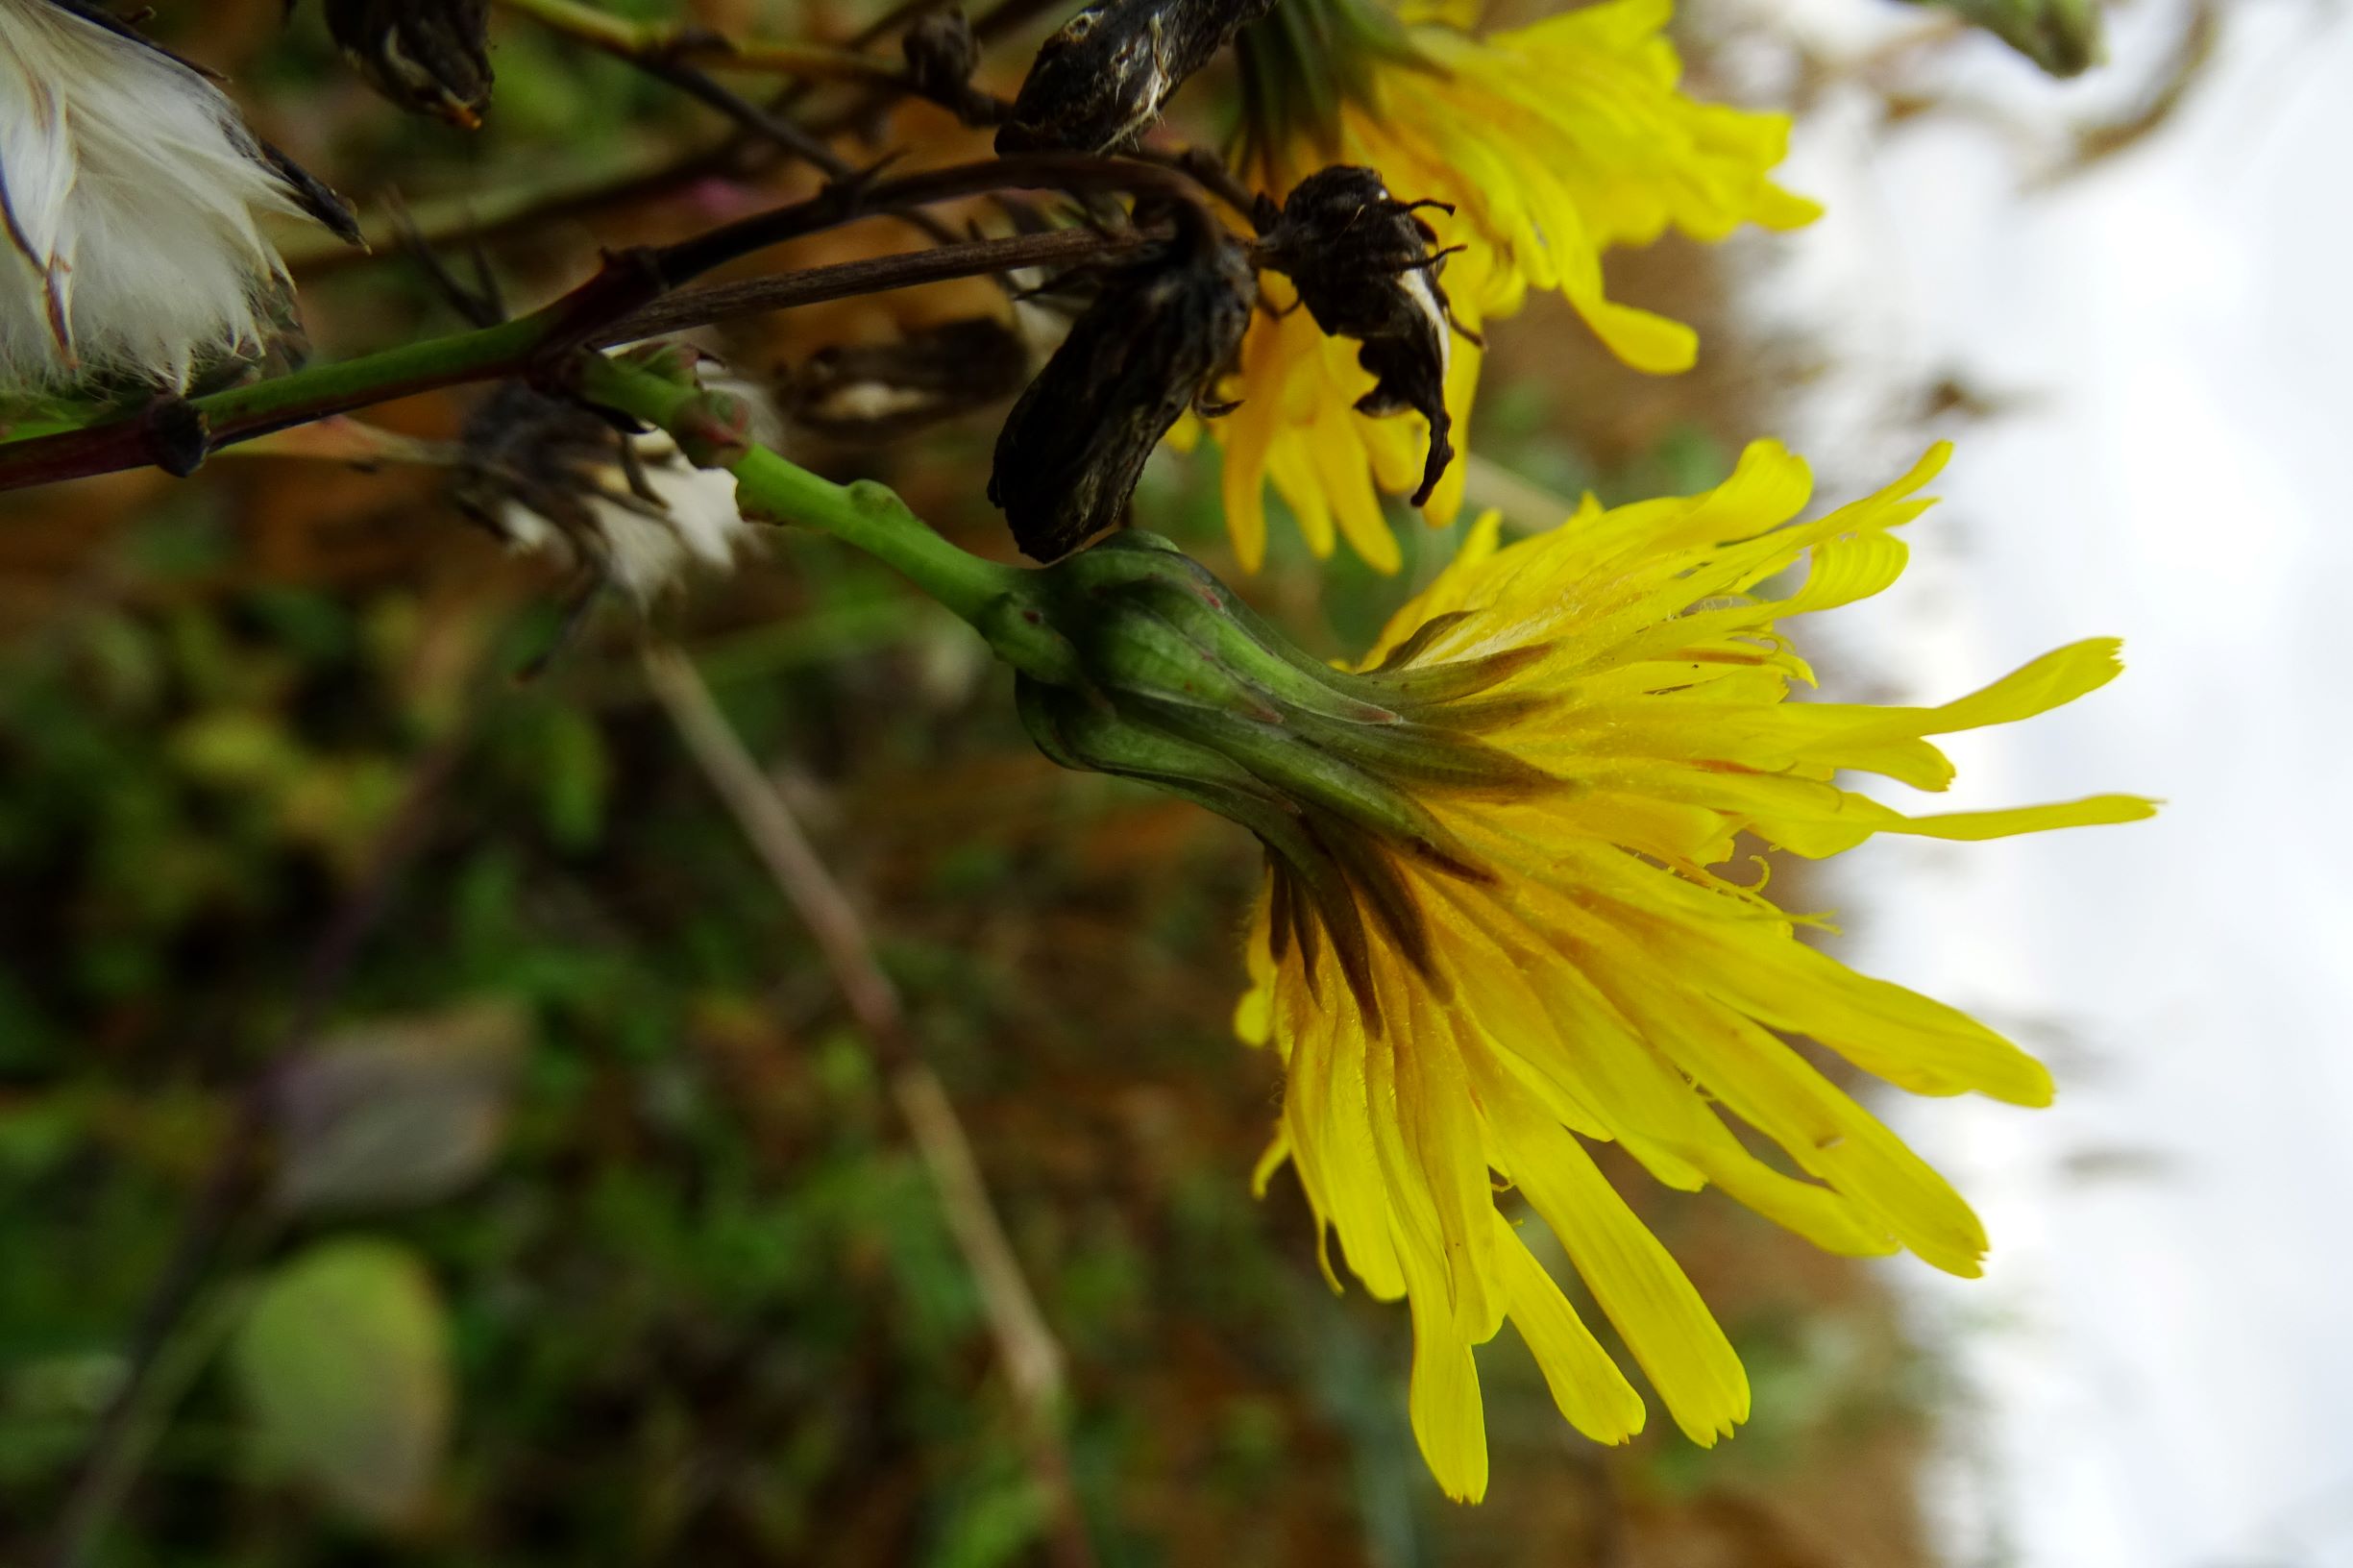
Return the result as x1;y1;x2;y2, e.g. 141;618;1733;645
0;0;2180;1561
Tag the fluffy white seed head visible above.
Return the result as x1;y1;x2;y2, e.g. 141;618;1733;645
0;0;320;389
496;429;761;605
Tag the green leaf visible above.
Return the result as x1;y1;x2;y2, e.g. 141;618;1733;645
273;1001;529;1214
168;710;306;791
926;1464;1047;1568
536;705;611;851
232;1238;453;1528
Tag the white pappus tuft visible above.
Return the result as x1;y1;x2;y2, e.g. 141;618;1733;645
495;429;763;606
0;0;354;390
464;363;783;606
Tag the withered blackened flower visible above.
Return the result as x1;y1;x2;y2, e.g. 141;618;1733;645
1255;165;1459;506
995;0;1277;154
454;376;759;604
989;225;1253;561
318;0;493;126
785;317;1033;445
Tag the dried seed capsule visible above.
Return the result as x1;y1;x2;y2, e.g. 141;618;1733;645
988;227;1254;561
1255;164;1460;505
899;10;999;123
996;0;1278;154
317;0;494;126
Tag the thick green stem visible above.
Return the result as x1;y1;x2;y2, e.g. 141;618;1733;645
737;451;1019;628
200;315;550;437
0;305;580;490
584;358;1057;652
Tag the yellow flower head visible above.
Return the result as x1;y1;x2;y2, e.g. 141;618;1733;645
1231;440;2152;1500
1200;0;1820;573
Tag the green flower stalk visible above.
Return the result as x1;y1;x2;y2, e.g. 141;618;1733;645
589;353;1534;1017
582;354;1020;629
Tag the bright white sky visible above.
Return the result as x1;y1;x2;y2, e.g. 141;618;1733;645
1746;3;2353;1564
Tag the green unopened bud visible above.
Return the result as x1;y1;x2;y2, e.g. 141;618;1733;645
673;390;755;469
996;531;1551;1007
616;340;704;386
1907;0;2104;76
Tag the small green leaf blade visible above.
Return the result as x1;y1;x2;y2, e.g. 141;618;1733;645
232;1237;453;1529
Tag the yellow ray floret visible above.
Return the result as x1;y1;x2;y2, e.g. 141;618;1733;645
1199;0;1821;573
1233;440;2152;1500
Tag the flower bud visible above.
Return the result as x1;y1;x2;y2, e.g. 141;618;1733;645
988;225;1253;561
996;0;1279;154
1254;164;1459;505
615;338;704;386
671;388;756;469
1906;0;2103;76
318;0;495;126
997;530;1546;1006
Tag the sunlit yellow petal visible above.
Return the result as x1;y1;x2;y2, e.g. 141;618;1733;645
1496;1217;1645;1444
1228;443;2149;1497
1407;1288;1489;1502
1195;0;1817;569
1481;1063;1750;1444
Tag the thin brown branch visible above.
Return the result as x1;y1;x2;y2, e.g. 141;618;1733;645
493;0;908;86
596;221;1159;345
0;153;1221;495
640;645;1094;1568
645;151;1216;286
285;140;723;278
292;0;1062;281
494;0;988;214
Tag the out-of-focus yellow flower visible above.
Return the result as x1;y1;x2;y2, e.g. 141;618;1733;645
1232;440;2152;1500
1194;0;1820;573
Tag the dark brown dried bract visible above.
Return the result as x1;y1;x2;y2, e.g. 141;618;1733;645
988;230;1254;561
785;317;1033;444
450;380;628;542
1255;164;1460;505
317;0;494;126
260;141;365;246
995;0;1278;154
899;11;1000;124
